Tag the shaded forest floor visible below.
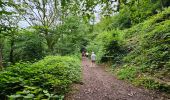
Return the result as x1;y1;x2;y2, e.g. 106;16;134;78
65;58;169;100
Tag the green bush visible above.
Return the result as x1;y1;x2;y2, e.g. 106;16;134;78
133;75;170;93
2;30;45;64
116;65;138;81
133;76;160;90
87;29;124;62
0;56;81;99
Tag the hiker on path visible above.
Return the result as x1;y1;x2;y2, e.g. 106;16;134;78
86;52;89;58
91;52;96;67
82;51;86;57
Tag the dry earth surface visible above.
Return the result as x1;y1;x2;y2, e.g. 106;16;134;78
65;58;170;100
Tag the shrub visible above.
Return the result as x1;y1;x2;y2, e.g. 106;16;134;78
87;29;124;63
116;65;138;81
0;56;81;99
133;75;170;93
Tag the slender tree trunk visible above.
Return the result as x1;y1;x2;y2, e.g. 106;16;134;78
137;0;141;23
47;40;55;54
0;47;3;70
117;0;121;12
9;39;14;64
160;0;164;11
45;34;55;54
0;36;4;70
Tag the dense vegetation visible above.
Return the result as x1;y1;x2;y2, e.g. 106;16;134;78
0;0;92;99
116;8;170;92
0;0;170;99
0;56;81;99
88;1;170;94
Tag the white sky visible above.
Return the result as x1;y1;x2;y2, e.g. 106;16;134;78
18;21;30;28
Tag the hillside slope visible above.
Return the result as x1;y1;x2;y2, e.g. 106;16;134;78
88;7;170;94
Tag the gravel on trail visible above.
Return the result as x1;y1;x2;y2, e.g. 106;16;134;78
65;58;169;100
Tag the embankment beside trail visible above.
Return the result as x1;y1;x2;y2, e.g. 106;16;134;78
87;7;170;94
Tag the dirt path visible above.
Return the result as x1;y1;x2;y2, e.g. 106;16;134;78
65;58;169;100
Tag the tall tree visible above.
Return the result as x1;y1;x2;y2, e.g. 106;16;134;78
0;0;15;69
0;37;3;69
15;0;63;53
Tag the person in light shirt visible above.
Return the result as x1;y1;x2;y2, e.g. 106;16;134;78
91;52;96;67
86;52;89;57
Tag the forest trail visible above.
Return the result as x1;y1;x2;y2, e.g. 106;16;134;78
65;58;169;100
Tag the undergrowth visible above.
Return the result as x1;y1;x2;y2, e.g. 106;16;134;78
89;7;170;93
116;7;170;93
0;56;81;100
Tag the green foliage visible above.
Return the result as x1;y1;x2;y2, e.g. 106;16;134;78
109;6;131;29
1;0;170;96
8;86;64;100
0;56;81;99
87;30;114;62
123;7;170;70
104;0;170;30
118;0;167;25
93;10;131;31
116;65;137;81
133;76;160;90
90;6;170;93
21;32;45;61
2;29;45;63
114;7;170;93
87;29;124;63
55;16;90;55
133;75;170;93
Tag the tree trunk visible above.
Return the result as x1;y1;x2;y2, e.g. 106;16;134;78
0;47;3;70
43;28;55;55
137;0;141;23
117;0;121;12
9;39;14;64
160;0;164;11
45;35;55;54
